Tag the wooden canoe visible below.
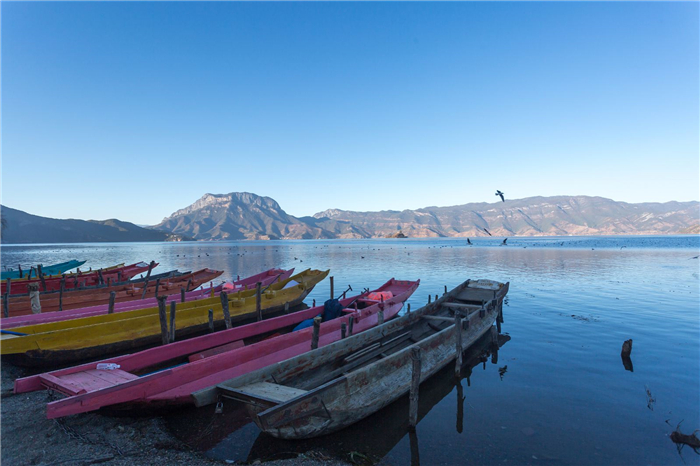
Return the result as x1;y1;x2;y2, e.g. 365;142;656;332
2;268;222;316
2;262;156;295
1;269;328;367
1;260;87;280
1;268;291;329
198;278;509;439
15;278;418;419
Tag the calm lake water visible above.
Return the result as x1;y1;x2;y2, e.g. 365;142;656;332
2;236;699;465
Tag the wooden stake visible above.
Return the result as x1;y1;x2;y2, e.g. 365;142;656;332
428;294;431;304
169;301;177;343
97;269;104;285
2;292;8;318
154;278;161;298
311;316;322;350
496;313;502;333
444;285;448;295
37;265;46;291
220;291;232;329
58;278;65;312
208;309;214;333
378;307;384;325
181;287;186;303
407;303;411;313
157;297;169;345
185;278;192;292
348;315;354;336
409;347;422;427
341;322;347;339
455;316;463;377
108;291;116;314
330;276;334;300
256;282;262;322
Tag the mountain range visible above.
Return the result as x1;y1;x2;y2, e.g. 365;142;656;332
1;193;698;243
0;206;190;244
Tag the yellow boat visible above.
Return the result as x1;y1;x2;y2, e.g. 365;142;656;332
1;269;329;367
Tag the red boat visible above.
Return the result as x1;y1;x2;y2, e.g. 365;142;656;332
0;268;292;329
15;278;419;419
1;262;157;295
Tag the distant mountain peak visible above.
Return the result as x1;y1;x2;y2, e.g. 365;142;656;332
162;192;282;222
313;208;345;219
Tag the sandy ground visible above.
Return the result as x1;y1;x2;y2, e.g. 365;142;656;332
1;363;349;466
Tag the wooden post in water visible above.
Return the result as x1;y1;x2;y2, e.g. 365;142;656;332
348;315;354;336
330;276;334;300
208;309;214;333
341;322;347;339
428;294;431;304
169;301;177;343
407;303;411;313
444;285;448;295
58;278;65;312
181;287;186;303
256;282;262;322
18;265;23;279
154;278;161;299
141;280;149;299
496;313;502;333
98;269;104;285
28;283;41;314
157;297;169;345
185;278;192;292
311;316;322;350
108;291;116;314
409;347;422;427
37;265;46;291
220;291;232;329
117;271;122;283
455;316;463;377
435;294;438;302
312;299;316;307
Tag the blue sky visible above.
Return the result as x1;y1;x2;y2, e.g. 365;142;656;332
2;2;698;225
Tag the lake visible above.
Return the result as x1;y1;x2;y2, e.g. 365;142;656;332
2;235;699;465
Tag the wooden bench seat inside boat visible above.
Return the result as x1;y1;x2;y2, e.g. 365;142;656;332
40;369;138;396
220;381;308;406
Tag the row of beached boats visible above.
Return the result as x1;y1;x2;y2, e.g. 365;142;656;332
2;258;509;441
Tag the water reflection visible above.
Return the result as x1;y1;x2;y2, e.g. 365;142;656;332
169;328;510;464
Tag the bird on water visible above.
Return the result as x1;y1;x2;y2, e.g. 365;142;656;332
495;190;505;202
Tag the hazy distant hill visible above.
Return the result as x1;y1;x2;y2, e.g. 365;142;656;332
0;206;190;244
313;196;700;237
154;193;698;240
153;193;368;240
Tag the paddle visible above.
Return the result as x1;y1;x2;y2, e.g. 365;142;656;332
1;329;28;336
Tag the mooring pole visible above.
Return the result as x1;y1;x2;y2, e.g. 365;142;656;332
455;316;463;377
58;278;65;312
157;297;169;345
154;278;161;299
341;322;347;339
311;316;322;350
169;301;177;343
330;276;334;300
181;287;186;303
256;282;262;321
220;291;232;329
208;309;214;333
409;347;422;428
348;315;354;336
108;291;116;314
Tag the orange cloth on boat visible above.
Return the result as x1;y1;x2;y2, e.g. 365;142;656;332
367;291;393;301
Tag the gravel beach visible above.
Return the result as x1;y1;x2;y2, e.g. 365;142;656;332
1;364;349;466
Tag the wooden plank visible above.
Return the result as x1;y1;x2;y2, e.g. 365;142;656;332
188;340;244;362
422;316;454;323
442;302;482;311
233;381;307;403
39;373;88;396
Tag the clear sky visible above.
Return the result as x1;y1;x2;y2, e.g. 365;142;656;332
1;2;698;225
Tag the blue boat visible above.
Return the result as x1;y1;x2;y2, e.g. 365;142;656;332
1;260;87;281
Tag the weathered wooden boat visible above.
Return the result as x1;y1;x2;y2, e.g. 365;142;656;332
2;262;156;295
2;268;222;317
15;278;417;419
2;269;328;367
244;330;511;462
1;268;291;329
1;260;87;280
196;278;508;439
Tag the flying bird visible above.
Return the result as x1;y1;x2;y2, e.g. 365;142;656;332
467;238;472;245
502;238;508;245
495;190;505;202
483;228;492;236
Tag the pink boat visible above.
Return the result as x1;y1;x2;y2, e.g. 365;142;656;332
15;278;419;419
1;268;293;329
